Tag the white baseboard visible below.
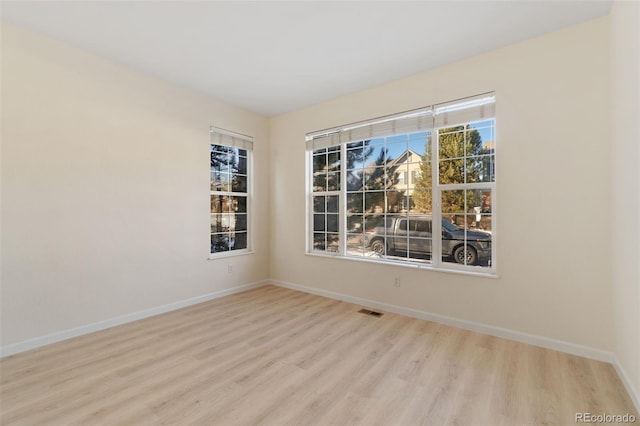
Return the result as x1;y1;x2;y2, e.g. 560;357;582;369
0;280;268;357
612;356;640;414
270;279;616;364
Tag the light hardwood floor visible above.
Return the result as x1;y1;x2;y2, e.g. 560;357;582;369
1;285;637;425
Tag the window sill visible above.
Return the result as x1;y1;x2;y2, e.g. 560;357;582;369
208;250;255;260
305;251;499;279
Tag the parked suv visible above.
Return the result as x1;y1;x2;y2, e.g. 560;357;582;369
364;215;491;265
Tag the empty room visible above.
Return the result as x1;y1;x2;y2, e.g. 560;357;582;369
1;1;639;425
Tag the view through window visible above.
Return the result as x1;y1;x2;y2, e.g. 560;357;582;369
307;93;496;273
210;127;252;256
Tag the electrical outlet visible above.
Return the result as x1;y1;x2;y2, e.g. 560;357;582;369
228;264;233;274
394;277;401;287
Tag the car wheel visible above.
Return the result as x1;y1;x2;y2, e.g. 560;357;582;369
453;245;477;265
370;239;386;256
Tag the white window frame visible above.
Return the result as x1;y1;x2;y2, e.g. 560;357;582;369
209;126;253;259
305;93;497;276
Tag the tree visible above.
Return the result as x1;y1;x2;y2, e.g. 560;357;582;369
346;144;402;214
412;126;485;214
210;146;240;239
412;136;433;213
361;147;390;212
346;141;374;170
312;146;343;191
210;145;239;190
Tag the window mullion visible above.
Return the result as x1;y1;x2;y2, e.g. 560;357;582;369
432;128;442;269
306;150;312;252
340;143;347;255
246;152;252;252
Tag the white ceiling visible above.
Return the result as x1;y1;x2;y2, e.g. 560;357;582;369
1;1;611;116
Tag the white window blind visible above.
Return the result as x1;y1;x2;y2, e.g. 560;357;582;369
210;126;254;150
433;94;495;128
306;109;433;151
306;93;495;150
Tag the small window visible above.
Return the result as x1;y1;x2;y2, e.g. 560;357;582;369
210;127;253;256
398;171;407;185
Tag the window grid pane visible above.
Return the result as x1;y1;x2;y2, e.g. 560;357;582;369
307;98;495;272
211;142;250;255
311;149;341;253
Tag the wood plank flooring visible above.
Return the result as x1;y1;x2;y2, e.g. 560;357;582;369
1;285;637;425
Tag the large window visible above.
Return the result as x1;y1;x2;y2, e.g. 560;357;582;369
210;127;252;256
306;93;496;273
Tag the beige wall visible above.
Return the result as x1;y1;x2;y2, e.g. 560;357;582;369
0;24;270;347
270;18;613;351
2;12;637;406
610;0;640;405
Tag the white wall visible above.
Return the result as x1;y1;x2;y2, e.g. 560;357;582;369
270;18;613;352
610;0;640;407
0;24;270;348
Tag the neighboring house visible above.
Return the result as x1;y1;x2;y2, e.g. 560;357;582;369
386;148;423;196
347;148;424;214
